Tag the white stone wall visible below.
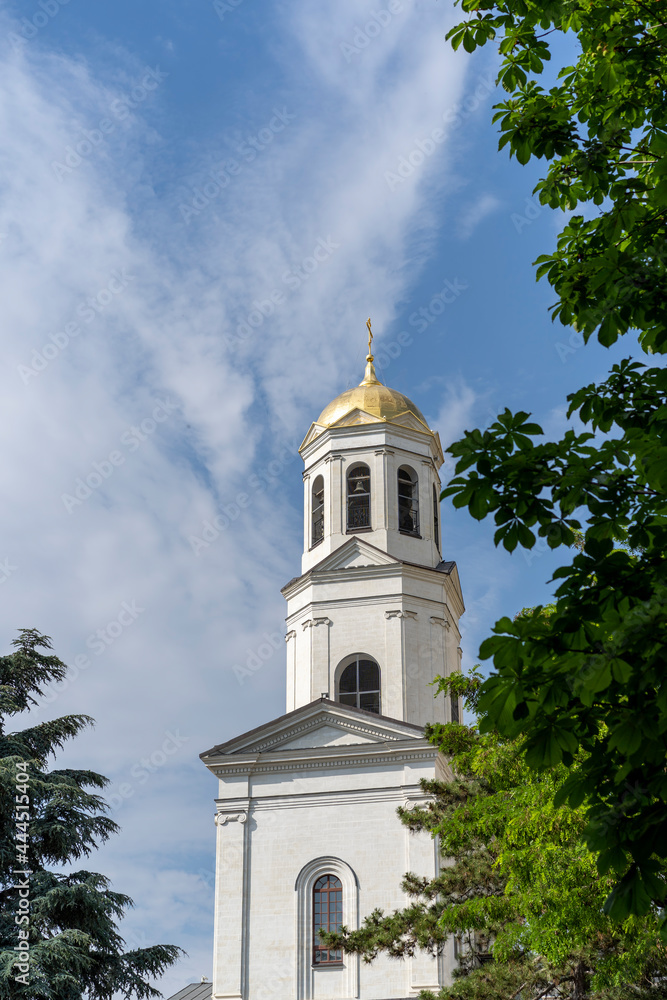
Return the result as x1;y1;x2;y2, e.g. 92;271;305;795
284;561;463;728
211;746;453;1000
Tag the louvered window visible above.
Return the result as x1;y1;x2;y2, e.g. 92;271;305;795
398;467;419;535
347;464;371;531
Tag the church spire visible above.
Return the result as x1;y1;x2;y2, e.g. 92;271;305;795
361;317;381;386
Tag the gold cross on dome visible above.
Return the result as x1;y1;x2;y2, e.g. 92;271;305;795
366;317;373;357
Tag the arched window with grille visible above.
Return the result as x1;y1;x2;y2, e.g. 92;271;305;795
347;464;371;532
398;466;419;535
313;875;343;965
311;475;324;547
433;483;440;551
338;656;381;714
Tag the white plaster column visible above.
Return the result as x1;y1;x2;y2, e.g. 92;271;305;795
285;630;297;713
383;610;405;720
303;471;311;554
384;610;419;721
420;460;432;542
213;808;249;1000
374;448;394;533
401;611;420;724
404;797;442;995
429;616;449;725
327;454;344;538
386;448;398;532
302;617;332;702
434;470;443;558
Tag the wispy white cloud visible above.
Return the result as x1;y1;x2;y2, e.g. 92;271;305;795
456;192;502;240
0;3;486;991
430;376;478;452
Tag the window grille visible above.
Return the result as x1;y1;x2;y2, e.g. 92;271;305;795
338;657;381;714
312;475;324;546
347;465;371;531
398;467;419;535
313;875;343;965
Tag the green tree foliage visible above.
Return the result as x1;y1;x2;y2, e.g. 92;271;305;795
324;671;667;999
0;629;182;998
440;0;667;920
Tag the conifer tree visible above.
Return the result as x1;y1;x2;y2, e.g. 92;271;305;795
0;629;182;998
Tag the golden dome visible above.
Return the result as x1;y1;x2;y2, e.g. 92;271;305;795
315;356;431;432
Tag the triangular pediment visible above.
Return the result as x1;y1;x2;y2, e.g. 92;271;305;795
330;407;387;428
256;720;387;751
312;537;399;573
201;699;424;761
300;421;327;450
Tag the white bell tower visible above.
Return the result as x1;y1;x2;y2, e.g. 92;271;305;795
200;332;465;1000
284;342;463;727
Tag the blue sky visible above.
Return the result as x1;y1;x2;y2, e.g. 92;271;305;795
0;0;635;993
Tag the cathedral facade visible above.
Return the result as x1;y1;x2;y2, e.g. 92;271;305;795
199;349;464;1000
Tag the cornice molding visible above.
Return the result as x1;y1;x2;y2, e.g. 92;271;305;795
213;749;436;778
250;786;425;811
282;547;456;601
285;592;450;625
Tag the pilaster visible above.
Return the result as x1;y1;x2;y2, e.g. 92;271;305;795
303;471;310;554
212;806;249;1000
403;794;442;995
286;630;297;713
302;617;332;702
